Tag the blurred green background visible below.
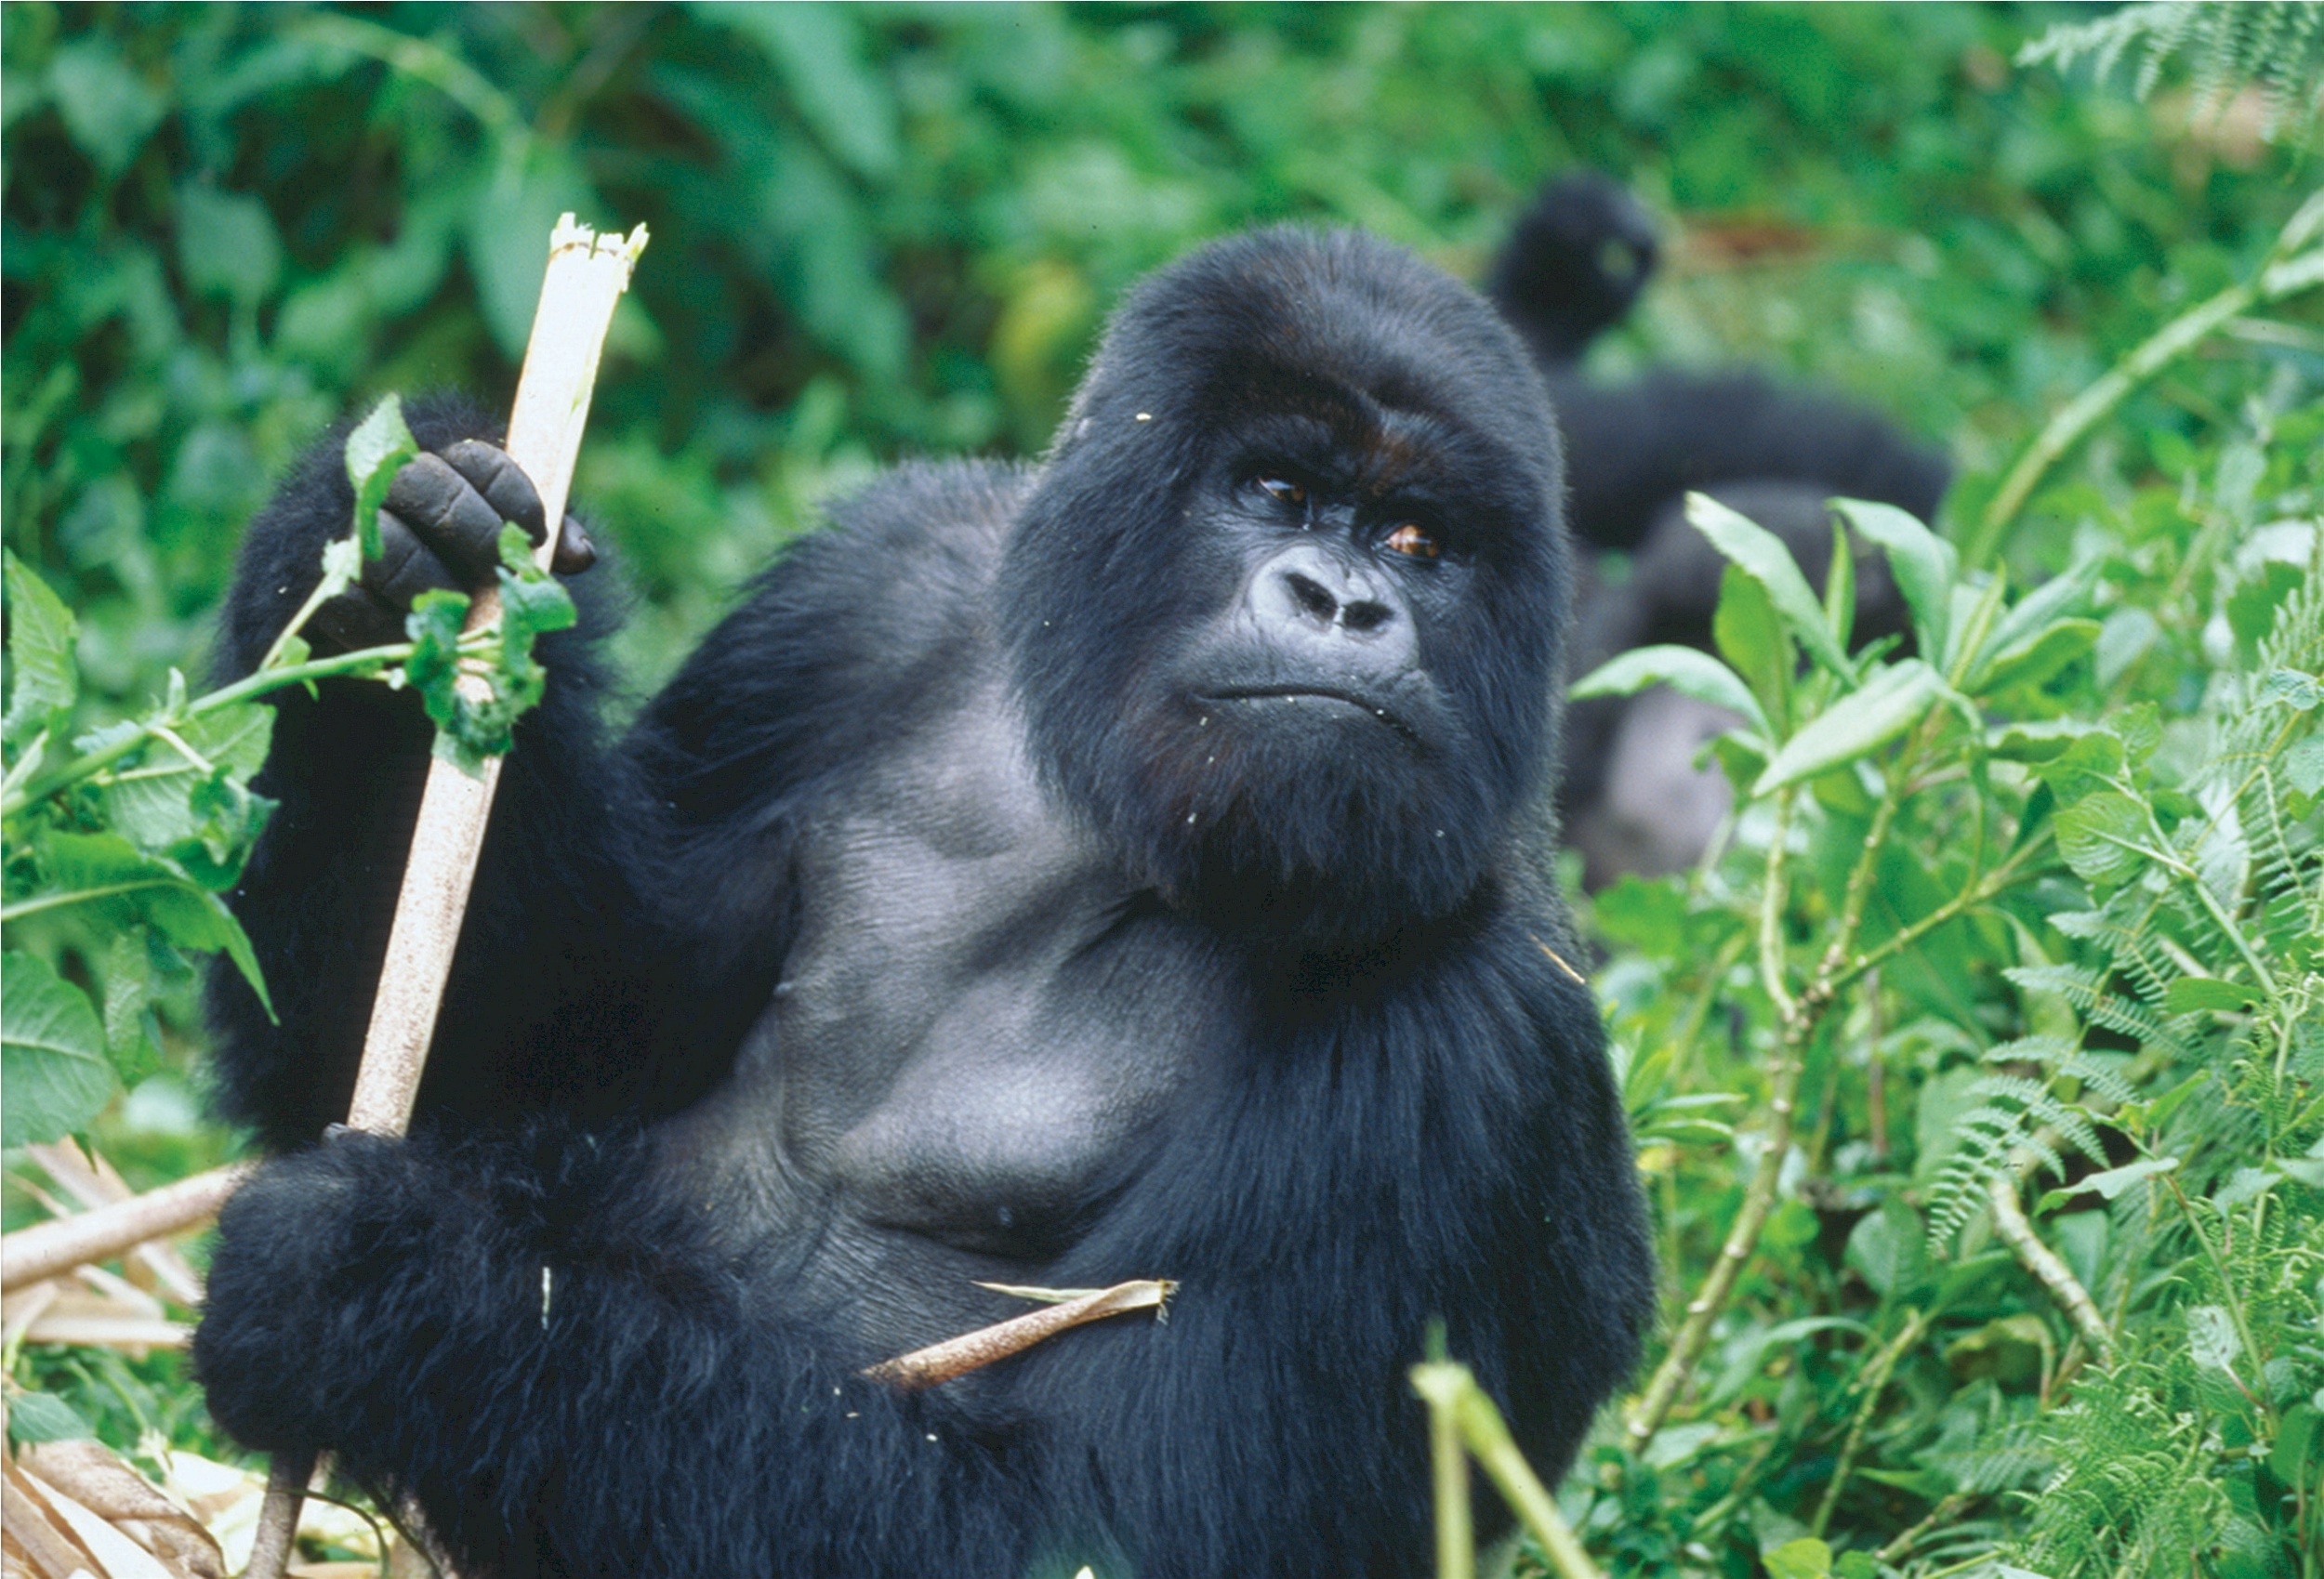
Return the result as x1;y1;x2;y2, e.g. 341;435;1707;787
5;2;2311;704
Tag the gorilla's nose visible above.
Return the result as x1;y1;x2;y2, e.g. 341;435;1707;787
1248;542;1415;668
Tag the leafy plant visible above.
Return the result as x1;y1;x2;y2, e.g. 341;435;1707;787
2;394;572;1148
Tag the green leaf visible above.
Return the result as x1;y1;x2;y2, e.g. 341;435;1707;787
101;929;161;1084
1833;498;1957;664
2186;1304;2239;1372
344;393;417;562
1822;517;1855;651
1764;1537;1833;1579
1568;644;1769;736
5;1390;94;1445
1977;618;2100;694
1845;1199;1931;1300
1686;493;1855;678
1713;564;1791;730
1753;660;1947;796
5;547;79;745
2162;976;2251;1014
48;38;165;178
706;3;900;180
41;832;275;1019
1;951;116;1147
2080;1155;2180;1200
2256;668;2322;711
2053;790;2154;888
2287;735;2324;799
176;184;284;308
1969;556;2099;685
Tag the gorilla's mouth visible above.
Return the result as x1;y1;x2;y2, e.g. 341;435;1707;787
1198;687;1420;744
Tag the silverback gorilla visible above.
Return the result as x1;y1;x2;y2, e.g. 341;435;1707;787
193;229;1654;1579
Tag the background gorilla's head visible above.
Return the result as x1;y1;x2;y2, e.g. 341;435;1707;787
998;228;1571;943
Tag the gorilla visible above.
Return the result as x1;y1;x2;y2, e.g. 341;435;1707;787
1487;173;1951;886
193;228;1654;1579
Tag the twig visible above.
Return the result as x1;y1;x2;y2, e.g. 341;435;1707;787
1810;1309;1926;1537
1987;1176;2113;1359
0;1164;252;1294
863;1280;1174;1389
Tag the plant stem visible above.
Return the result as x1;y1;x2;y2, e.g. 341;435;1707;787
1810;1309;1926;1538
1412;1362;1476;1579
1987;1175;2113;1358
1969;191;2324;567
1419;1362;1604;1579
1;644;414;820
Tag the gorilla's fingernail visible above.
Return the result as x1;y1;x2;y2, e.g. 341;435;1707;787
555;521;597;572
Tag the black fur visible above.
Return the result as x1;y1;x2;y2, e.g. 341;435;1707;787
1486;173;1950;884
196;229;1653;1579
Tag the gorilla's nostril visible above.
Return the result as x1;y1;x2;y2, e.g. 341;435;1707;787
1341;599;1393;635
1283;571;1339;623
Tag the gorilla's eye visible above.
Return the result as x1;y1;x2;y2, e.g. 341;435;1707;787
1254;476;1307;507
1383;523;1440;559
1597;239;1637;282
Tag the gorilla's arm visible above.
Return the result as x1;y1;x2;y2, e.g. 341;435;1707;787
206;396;676;1151
193;1125;1034;1579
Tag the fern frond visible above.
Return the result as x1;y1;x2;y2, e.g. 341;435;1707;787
2020;2;2324;138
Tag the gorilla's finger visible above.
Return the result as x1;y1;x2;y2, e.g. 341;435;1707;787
308;586;402;654
549;517;597;575
362;509;464;610
440;441;549;543
384;454;511;581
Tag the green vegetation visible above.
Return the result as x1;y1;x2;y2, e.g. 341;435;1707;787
3;6;2319;1577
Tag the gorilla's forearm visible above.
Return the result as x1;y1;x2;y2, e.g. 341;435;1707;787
206;400;667;1150
194;1127;1038;1579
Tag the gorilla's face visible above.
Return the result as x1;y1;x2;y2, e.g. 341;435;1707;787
1000;229;1569;941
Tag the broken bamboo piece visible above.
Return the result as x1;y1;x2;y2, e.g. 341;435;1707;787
245;213;646;1579
864;1279;1176;1390
0;1163;252;1295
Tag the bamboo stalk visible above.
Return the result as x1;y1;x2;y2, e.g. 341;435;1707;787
245;213;645;1579
862;1280;1175;1389
0;1163;251;1294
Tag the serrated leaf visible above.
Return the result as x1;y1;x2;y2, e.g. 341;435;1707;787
345;393;417;562
1754;660;1947;795
1569;644;1769;736
2053;790;2154;887
1846;1199;1930;1300
101;928;160;1083
5;546;79;745
2257;668;2322;711
2;951;116;1146
1687;493;1854;678
1833;498;1957;664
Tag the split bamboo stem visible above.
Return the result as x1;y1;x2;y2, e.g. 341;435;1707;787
245;213;645;1579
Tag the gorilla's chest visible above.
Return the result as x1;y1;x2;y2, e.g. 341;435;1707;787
656;691;1228;1335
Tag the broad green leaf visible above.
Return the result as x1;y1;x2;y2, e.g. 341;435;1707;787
1;951;115;1146
101;929;161;1084
1686;492;1855;678
2162;976;2251;1014
1834;498;1957;664
1569;644;1769;736
2186;1304;2239;1372
1845;1199;1931;1301
1753;660;1946;796
48;38;165;178
5;1391;93;1445
176;183;284;308
706;2;900;180
1713;564;1790;730
5;547;79;744
2257;668;2322;711
2053;790;2154;888
1764;1538;1833;1579
41;831;275;1018
345;392;417;562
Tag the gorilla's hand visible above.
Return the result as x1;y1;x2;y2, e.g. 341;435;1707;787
309;440;597;654
192;1131;439;1453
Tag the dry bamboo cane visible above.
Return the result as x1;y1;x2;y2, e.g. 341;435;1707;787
244;214;646;1579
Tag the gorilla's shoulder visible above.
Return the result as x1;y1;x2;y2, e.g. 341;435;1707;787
631;458;1035;814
